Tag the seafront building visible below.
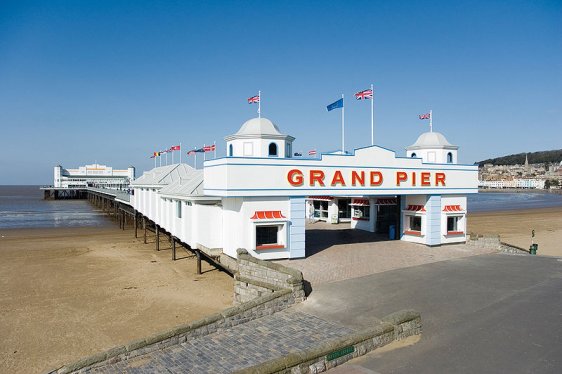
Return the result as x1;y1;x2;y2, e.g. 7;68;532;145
131;117;478;260
54;164;135;189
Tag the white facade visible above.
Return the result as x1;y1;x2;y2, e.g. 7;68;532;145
54;164;135;189
131;117;478;261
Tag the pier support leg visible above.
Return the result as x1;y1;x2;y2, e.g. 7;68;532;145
196;250;201;275
143;218;147;244
172;238;176;261
134;213;138;238
156;226;160;251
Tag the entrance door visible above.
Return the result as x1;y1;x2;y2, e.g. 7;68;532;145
338;199;352;221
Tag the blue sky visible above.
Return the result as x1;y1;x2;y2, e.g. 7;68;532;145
0;0;560;184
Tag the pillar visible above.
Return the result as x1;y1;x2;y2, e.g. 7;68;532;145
425;195;442;246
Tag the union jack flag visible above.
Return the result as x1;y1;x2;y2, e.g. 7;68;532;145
354;89;373;100
308;149;317;156
419;113;431;120
248;95;260;104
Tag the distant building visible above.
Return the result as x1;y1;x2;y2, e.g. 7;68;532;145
54;164;135;189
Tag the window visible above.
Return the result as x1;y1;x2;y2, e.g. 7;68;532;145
411;153;417;158
256;225;279;247
176;201;182;218
229;144;233;157
268;142;278;157
286;143;292;158
447;152;453;163
353;206;370;220
313;200;329;219
447;216;462;233
338;199;351;219
409;216;422;231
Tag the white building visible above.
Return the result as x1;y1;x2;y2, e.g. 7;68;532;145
131;117;478;261
54;163;135;189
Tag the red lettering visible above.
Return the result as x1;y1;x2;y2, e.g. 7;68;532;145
435;172;446;186
396;171;408;186
351;171;365;186
370;171;383;186
421;172;431;186
411;172;416;186
331;170;346;186
309;170;325;187
287;169;303;186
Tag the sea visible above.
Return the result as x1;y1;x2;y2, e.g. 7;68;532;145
1;185;562;230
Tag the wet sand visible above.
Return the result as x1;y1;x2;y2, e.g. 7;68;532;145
0;226;233;374
468;206;562;257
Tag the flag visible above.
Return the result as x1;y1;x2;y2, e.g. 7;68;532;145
187;150;196;156
327;98;343;111
150;154;155;159
188;148;205;154
170;145;181;151
248;95;260;104
354;89;373;100
160;149;169;154
203;144;216;152
153;152;160;157
419;113;431;120
308;149;317;156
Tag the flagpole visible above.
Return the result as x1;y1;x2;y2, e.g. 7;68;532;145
172;149;174;164
370;83;374;146
179;143;182;164
194;150;197;169
429;109;433;132
159;155;162;167
154;156;156;168
214;140;216;159
165;152;168;165
203;144;206;162
258;90;261;118
341;94;345;153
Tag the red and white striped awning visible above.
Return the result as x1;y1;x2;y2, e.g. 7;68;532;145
350;198;370;206
443;205;464;212
251;211;287;220
405;204;426;212
307;196;334;201
376;198;398;205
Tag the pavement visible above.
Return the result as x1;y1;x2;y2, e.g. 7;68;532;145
88;310;356;373
277;221;495;285
296;253;562;373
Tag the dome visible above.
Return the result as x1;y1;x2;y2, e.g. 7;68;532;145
235;117;282;136
406;131;457;150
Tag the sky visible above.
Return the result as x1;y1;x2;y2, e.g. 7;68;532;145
0;0;560;184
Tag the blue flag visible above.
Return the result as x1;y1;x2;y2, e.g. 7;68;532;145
327;98;344;111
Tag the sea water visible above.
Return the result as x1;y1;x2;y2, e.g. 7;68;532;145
2;186;562;229
0;185;111;229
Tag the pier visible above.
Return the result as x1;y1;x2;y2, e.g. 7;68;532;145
41;186;230;276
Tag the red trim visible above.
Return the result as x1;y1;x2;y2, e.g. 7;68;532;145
307;196;334;201
404;230;422;236
443;205;464;212
446;231;464;235
256;244;285;250
376;198;397;205
352;217;369;221
251;211;286;220
405;205;426;212
350;198;370;206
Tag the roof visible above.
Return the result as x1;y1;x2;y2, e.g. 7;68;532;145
158;170;206;198
224;117;295;142
406;131;458;150
130;164;196;187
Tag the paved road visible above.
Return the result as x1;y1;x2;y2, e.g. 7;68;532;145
296;253;562;373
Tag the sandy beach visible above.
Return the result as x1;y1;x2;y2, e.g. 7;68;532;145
468;206;562;257
0;226;233;374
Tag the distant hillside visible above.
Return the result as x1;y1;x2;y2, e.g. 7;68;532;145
478;149;562;166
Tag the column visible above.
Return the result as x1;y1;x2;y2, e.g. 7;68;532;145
425;195;442;246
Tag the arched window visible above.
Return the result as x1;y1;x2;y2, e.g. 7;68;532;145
268;142;278;157
447;152;453;163
229;144;233;157
411;153;417;158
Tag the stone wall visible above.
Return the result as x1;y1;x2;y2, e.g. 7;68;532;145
234;248;306;304
467;233;529;255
